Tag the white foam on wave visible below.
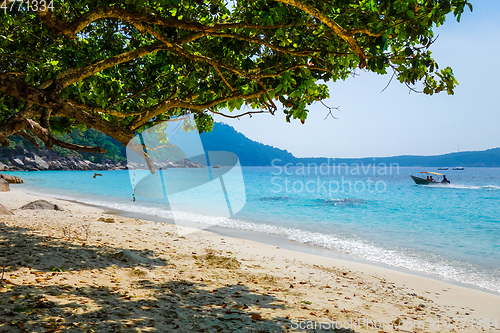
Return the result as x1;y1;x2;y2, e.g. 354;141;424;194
18;187;176;220
216;219;500;293
444;184;500;190
101;200;500;294
17;187;500;294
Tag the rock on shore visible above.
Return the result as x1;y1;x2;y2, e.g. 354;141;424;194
0;178;9;192
0;174;23;183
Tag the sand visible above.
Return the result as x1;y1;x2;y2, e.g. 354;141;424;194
0;189;499;332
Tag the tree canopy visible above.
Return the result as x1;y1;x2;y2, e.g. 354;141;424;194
0;0;471;162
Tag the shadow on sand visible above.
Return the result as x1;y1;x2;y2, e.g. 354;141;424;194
0;222;356;332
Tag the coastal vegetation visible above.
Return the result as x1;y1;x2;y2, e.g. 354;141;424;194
0;0;471;169
1;129;126;164
0;128;192;170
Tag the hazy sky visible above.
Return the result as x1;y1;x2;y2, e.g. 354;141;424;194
214;1;500;158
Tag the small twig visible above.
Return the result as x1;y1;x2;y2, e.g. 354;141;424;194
61;225;75;242
108;85;153;108
321;101;340;120
381;70;396;93
61;222;93;244
0;264;5;281
3;72;27;76
404;81;421;94
209;109;268;119
80;222;92;243
213;66;235;92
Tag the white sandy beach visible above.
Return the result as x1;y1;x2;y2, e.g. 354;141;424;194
1;189;499;332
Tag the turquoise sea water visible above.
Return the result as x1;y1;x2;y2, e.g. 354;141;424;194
5;166;500;293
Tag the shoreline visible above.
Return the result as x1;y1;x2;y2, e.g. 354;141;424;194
10;184;500;297
109;206;500;297
1;189;499;332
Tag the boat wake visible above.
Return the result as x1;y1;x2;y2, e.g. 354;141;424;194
440;184;500;190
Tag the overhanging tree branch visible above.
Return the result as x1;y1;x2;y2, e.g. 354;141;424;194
0;74;134;146
209;109;268;119
347;28;382;37
55;44;164;90
108;86;153;109
37;6;295;39
16;130;40;149
67;99;148;118
129;89;267;131
271;0;368;68
0;101;38;146
26;119;107;153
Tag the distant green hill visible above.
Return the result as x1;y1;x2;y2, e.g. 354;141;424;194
201;123;500;167
294;149;500;168
355;149;500;167
3;122;499;167
200;122;298;166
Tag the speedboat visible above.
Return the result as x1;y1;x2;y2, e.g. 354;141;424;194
452;166;464;170
437;167;448;170
410;172;450;185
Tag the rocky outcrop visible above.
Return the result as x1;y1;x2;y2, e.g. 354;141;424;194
178;158;203;168
11;158;24;168
112;249;147;264
127;158;203;170
0;174;23;184
0;145;126;171
45;155;125;171
19;200;63;211
0;178;9;192
0;145;202;171
24;153;49;170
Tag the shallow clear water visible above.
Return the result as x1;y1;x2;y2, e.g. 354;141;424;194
5;166;500;293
